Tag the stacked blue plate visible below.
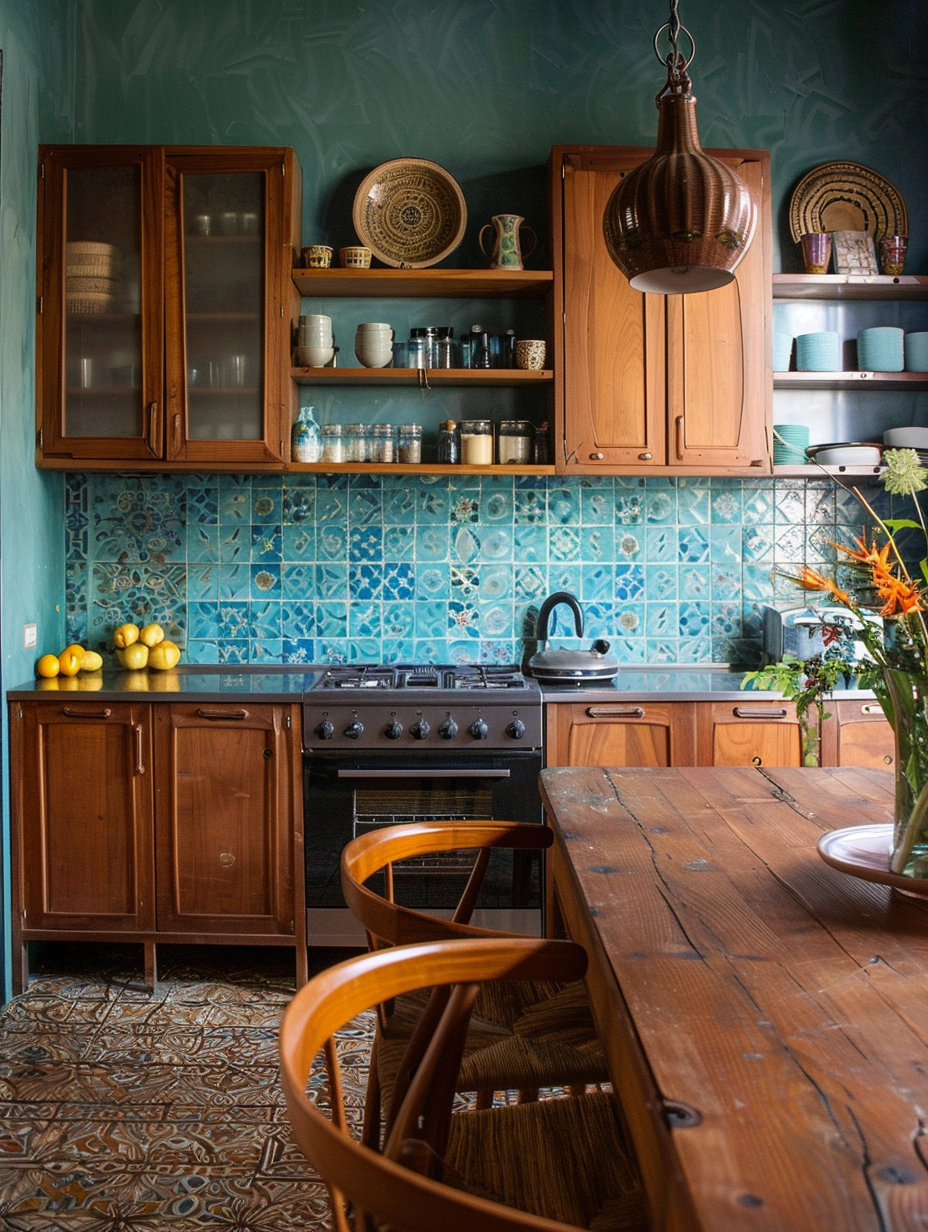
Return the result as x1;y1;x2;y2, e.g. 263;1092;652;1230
773;423;810;466
795;331;840;371
905;332;928;373
858;326;904;372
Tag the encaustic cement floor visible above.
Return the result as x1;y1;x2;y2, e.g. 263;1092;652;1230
0;944;368;1231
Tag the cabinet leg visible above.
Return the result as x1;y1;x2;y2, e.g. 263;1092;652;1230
143;942;158;992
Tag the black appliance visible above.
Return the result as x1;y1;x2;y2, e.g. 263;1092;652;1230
302;664;544;946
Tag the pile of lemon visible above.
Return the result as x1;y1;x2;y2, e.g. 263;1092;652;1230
113;622;182;671
36;644;103;679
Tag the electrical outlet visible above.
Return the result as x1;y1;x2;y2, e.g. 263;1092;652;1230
23;623;37;650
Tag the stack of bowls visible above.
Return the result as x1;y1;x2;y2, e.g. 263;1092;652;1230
355;322;394;368
295;314;334;367
857;327;904;373
773;424;810;466
795;331;840;372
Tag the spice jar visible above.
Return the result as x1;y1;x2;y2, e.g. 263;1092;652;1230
497;420;533;464
397;423;422;463
321;424;345;464
436;420;460;464
460;419;494;465
345;423;368;462
370;423;396;463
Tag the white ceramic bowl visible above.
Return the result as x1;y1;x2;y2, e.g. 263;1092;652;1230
299;314;332;327
356;322;392;332
883;427;928;449
299;328;333;345
294;345;335;367
355;346;394;368
806;443;881;466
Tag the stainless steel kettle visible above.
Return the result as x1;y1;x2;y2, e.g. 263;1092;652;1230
526;592;620;685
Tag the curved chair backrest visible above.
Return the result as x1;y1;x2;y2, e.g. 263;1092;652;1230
340;820;553;949
279;935;590;1232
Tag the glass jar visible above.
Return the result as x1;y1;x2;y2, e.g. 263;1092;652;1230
321;424;345;464
436;419;460;464
397;423;422;463
345;423;368;462
497;420;533;464
407;337;428;369
370;423;396;463
460;419;494;465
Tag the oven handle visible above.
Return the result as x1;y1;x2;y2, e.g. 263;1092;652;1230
334;768;511;779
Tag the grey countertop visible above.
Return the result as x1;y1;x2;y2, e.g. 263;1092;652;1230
7;663;877;703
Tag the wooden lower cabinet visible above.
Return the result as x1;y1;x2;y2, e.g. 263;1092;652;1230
545;701;697;767
10;698;306;992
694;700;803;768
821;698;895;770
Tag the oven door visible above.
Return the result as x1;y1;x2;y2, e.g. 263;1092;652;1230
304;749;543;946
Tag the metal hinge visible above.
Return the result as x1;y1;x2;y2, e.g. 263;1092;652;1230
37;429;43;449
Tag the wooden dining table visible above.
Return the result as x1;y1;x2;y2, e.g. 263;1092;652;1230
538;764;928;1232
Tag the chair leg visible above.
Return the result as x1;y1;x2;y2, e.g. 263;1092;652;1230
361;1038;385;1149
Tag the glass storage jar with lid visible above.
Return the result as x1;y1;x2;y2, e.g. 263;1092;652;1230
321;424;345;464
345;423;368;462
370;423;396;463
397;423;422;463
460;419;494;465
497;420;533;464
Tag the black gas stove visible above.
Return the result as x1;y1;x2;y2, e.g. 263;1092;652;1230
302;663;542;751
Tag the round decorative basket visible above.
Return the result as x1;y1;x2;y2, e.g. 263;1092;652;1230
66;291;115;315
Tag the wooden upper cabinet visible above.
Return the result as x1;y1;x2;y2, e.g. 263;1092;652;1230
36;144;301;470
551;145;771;474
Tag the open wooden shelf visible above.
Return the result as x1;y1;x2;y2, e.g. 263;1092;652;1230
292;268;553;299
773;370;928;391
287;462;555;475
773;273;928;301
291;366;552;387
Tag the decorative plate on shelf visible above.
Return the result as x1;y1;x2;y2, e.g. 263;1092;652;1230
817;823;928;897
352;158;467;269
788;161;908;244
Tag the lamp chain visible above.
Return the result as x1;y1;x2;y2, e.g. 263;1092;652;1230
654;0;695;92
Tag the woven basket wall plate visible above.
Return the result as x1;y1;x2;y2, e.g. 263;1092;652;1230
352;158;467;269
789;161;908;244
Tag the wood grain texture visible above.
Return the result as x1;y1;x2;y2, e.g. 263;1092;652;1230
540;764;928;1231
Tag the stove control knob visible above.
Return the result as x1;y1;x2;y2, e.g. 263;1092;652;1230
315;719;335;740
469;718;489;740
505;719;526;741
410;719;431;740
438;718;458;741
384;719;403;740
343;720;364;740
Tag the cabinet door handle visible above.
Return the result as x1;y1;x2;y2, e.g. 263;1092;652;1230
733;706;788;719
145;402;159;455
674;415;684;460
586;706;645;719
61;706;112;719
637;452;652;461
860;703;883;715
171;412;182;454
589;451;604;461
134;724;145;775
196;707;248;720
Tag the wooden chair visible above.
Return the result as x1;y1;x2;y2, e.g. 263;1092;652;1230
279;936;650;1232
340;821;608;1135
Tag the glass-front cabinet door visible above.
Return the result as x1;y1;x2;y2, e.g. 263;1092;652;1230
163;148;292;465
37;146;164;461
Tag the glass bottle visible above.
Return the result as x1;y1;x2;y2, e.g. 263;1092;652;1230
436;419;460;464
291;404;323;463
460;419;494;465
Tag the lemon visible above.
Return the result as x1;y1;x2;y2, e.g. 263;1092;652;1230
117;643;149;670
139;623;165;648
36;653;59;678
57;646;83;676
114;623;140;649
80;650;104;672
148;641;181;671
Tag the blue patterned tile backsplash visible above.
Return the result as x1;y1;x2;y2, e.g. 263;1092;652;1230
64;472;885;668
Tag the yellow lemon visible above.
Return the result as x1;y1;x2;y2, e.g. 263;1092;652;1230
117;642;149;670
114;623;140;649
36;653;60;678
63;642;86;664
148;641;181;671
139;622;165;648
80;650;104;672
57;647;83;677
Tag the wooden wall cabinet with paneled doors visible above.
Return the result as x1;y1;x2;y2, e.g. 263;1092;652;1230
550;145;772;474
36;145;301;471
545;700;697;768
9;700;306;993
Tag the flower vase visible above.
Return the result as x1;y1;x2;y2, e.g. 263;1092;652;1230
879;669;928;877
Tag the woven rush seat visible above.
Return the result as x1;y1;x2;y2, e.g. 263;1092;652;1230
341;822;609;1125
279;936;652;1232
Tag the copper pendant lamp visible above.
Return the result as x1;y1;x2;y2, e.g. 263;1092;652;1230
603;0;757;294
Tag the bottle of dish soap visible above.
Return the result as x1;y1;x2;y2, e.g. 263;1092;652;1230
291;404;323;463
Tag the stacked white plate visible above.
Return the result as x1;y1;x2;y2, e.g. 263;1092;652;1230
66;241;122;314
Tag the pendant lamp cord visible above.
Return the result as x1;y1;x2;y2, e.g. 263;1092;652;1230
654;0;695;97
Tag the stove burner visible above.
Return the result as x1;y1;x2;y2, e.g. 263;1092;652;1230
317;664;528;691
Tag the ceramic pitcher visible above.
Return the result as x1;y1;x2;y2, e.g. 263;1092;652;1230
478;214;537;271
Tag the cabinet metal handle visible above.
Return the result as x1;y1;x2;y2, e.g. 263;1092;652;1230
860;703;883;715
637;452;652;461
196;707;248;720
733;706;788;719
61;706;112;719
134;724;145;775
145;401;159;455
674;415;684;460
171;412;182;454
586;706;645;719
589;451;604;460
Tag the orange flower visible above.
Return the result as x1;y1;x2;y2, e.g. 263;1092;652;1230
832;535;923;617
796;565;852;607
